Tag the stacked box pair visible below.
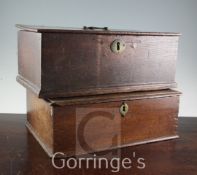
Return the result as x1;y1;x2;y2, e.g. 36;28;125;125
16;24;181;157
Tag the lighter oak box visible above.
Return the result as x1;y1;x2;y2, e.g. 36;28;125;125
26;89;180;157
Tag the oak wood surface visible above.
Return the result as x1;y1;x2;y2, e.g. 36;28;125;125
0;114;196;175
17;28;180;98
26;91;53;155
16;24;181;36
17;31;41;94
27;90;180;157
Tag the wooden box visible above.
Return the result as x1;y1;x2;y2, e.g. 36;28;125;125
26;89;181;157
17;25;180;98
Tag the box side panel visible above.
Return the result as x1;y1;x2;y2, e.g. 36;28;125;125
26;90;53;156
41;33;179;98
17;31;42;95
53;93;179;156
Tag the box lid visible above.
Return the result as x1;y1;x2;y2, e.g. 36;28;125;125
16;24;181;36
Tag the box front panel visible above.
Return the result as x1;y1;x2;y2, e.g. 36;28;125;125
53;95;179;156
42;33;179;98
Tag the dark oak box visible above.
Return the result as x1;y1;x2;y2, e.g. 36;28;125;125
26;89;181;157
17;25;180;98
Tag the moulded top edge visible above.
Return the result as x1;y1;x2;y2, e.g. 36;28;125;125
16;24;181;36
48;89;182;106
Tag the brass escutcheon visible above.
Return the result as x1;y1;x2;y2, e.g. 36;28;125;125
120;102;129;117
111;39;126;53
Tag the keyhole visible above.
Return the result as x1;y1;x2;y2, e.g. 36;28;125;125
122;105;126;112
117;42;120;51
120;102;128;117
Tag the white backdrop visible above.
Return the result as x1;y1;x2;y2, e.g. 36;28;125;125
0;0;197;116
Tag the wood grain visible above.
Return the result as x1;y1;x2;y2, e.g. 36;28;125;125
16;24;181;36
26;90;53;155
17;27;180;98
17;31;41;94
26;89;180;157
